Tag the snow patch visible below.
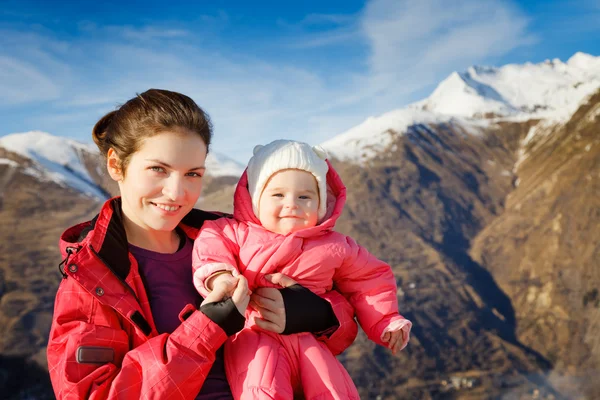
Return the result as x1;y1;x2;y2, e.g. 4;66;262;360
321;109;448;162
586;103;600;122
514;148;528;172
516;120;565;172
0;158;18;167
523;124;540;146
452;118;490;136
23;166;44;180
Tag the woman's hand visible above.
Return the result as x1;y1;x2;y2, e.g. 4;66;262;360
251;273;297;333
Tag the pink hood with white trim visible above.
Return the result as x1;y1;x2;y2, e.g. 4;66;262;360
233;160;346;237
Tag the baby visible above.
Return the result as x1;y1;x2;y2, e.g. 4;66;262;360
193;140;412;399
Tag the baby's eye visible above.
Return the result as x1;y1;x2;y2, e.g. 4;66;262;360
272;193;284;198
299;195;311;200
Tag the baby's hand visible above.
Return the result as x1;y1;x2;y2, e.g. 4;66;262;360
202;275;251;316
382;329;406;355
210;272;238;294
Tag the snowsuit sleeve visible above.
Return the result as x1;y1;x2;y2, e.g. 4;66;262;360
334;236;411;349
47;276;228;400
192;218;244;297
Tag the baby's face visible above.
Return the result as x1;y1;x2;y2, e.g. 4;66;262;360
258;169;319;235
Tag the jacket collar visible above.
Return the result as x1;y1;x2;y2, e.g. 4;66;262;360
60;197;222;282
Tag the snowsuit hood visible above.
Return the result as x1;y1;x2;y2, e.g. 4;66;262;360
233;160;346;236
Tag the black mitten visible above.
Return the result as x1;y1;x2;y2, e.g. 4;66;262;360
280;284;338;335
200;298;245;336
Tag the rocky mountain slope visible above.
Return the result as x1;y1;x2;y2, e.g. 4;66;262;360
470;90;600;398
326;118;557;399
0;145;106;399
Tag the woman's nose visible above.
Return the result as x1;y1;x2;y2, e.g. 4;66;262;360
163;176;185;200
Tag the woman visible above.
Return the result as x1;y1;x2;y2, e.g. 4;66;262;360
47;89;357;399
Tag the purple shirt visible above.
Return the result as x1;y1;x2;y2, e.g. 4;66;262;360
130;237;232;400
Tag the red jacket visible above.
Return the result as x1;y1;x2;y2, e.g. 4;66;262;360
47;198;358;399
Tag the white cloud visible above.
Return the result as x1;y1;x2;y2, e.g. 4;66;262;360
0;0;537;161
289;28;360;49
0;56;61;105
0;28;73;106
360;0;537;106
78;22;191;41
300;13;356;26
119;26;189;40
284;13;362;49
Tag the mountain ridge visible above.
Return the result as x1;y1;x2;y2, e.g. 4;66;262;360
323;52;600;165
0;131;246;201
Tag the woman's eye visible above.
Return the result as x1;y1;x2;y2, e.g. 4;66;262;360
186;172;203;178
150;166;165;173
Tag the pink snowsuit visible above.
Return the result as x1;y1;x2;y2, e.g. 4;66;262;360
193;161;412;399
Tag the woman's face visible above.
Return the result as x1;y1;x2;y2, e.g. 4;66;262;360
110;130;207;234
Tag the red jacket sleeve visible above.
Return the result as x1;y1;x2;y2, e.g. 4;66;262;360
334;236;408;347
47;277;228;399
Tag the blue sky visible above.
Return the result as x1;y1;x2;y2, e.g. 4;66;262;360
1;0;599;162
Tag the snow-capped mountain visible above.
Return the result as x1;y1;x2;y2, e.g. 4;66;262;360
0;131;244;199
204;151;244;177
0;131;108;199
421;52;600;119
322;52;600;162
320;108;491;162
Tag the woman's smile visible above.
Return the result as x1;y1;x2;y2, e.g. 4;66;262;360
150;202;183;213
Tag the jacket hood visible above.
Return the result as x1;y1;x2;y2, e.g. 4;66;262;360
233;160;347;236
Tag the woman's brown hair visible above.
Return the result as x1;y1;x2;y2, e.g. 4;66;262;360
92;89;212;174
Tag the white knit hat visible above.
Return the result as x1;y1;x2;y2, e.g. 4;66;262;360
247;139;329;221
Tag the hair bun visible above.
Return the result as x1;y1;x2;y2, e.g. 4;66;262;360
92;110;117;151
